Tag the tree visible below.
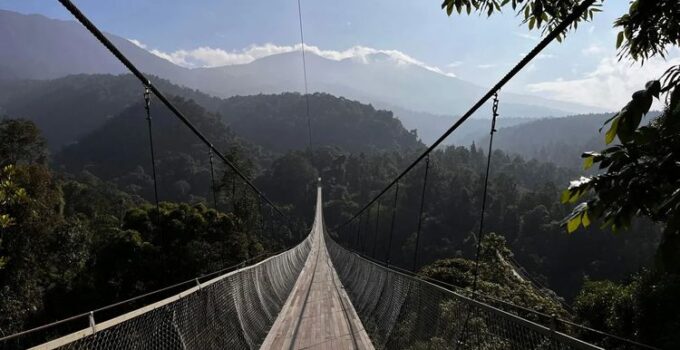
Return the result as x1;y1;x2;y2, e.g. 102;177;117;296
0;118;47;166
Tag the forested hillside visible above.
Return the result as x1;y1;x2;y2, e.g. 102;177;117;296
262;146;661;301
485;112;660;168
219;93;421;153
0;75;421;154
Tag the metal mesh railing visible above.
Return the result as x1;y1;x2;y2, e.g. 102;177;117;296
324;232;602;350
30;234;314;350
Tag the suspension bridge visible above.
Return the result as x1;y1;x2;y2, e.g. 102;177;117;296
15;186;597;350
0;0;661;349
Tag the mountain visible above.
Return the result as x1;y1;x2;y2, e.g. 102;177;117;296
0;74;222;150
0;9;604;138
388;105;538;145
484;112;661;169
55;97;235;202
0;74;421;154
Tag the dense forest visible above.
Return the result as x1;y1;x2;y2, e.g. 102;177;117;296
0;118;305;343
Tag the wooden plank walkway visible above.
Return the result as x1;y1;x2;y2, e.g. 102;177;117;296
261;188;374;350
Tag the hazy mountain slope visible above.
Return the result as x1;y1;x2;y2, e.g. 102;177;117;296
0;74;421;154
0;74;222;150
55;98;235;202
0;10;603;125
484;112;660;168
388;105;537;145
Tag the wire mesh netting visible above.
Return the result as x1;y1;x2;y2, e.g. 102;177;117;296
32;234;314;350
324;232;602;350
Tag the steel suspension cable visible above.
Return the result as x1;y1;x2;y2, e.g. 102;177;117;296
57;0;289;220
456;91;500;349
208;147;218;209
335;0;597;230
386;182;399;267
371;199;381;258
143;87;160;218
412;154;430;272
296;0;314;152
471;91;499;291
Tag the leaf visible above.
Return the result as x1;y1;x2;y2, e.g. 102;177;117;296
529;17;536;30
583;156;594;170
567;215;581;233
605;116;620;144
560;190;571;204
616;31;624;49
582;212;591;228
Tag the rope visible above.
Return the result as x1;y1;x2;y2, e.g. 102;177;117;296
296;0;314;153
371;199;381;258
335;0;597;230
386;181;399;267
143;87;160;219
355;214;362;250
208;146;218;209
412;154;430;272
456;91;500;349
471;91;499;291
57;0;289;221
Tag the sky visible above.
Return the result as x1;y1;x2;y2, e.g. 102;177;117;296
2;0;678;110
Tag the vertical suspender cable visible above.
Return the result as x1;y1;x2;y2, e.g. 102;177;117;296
296;0;314;153
231;175;237;211
143;87;161;221
471;91;500;291
412;154;430;272
386;181;399;267
456;92;500;349
371;200;381;258
355;214;362;250
208;146;218;209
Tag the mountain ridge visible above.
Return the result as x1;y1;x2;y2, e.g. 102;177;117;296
0;9;604;133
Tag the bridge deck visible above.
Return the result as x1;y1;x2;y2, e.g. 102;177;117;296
261;190;373;350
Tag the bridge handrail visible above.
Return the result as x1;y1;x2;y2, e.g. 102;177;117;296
20;232;314;350
324;230;603;350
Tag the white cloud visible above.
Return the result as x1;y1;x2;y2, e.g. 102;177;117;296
128;39;147;49
476;63;497;69
527;51;680;110
581;44;606;56
127;40;457;77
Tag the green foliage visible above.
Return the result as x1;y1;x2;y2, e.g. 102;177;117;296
0;119;271;340
614;1;680;62
420;233;569;320
574;271;680;349
440;0;602;42
562;83;680;247
439;0;680;64
312;145;659;300
0;118;47;166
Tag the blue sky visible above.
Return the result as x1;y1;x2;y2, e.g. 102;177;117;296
2;0;678;109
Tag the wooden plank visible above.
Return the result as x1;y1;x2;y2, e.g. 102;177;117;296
261;200;374;350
